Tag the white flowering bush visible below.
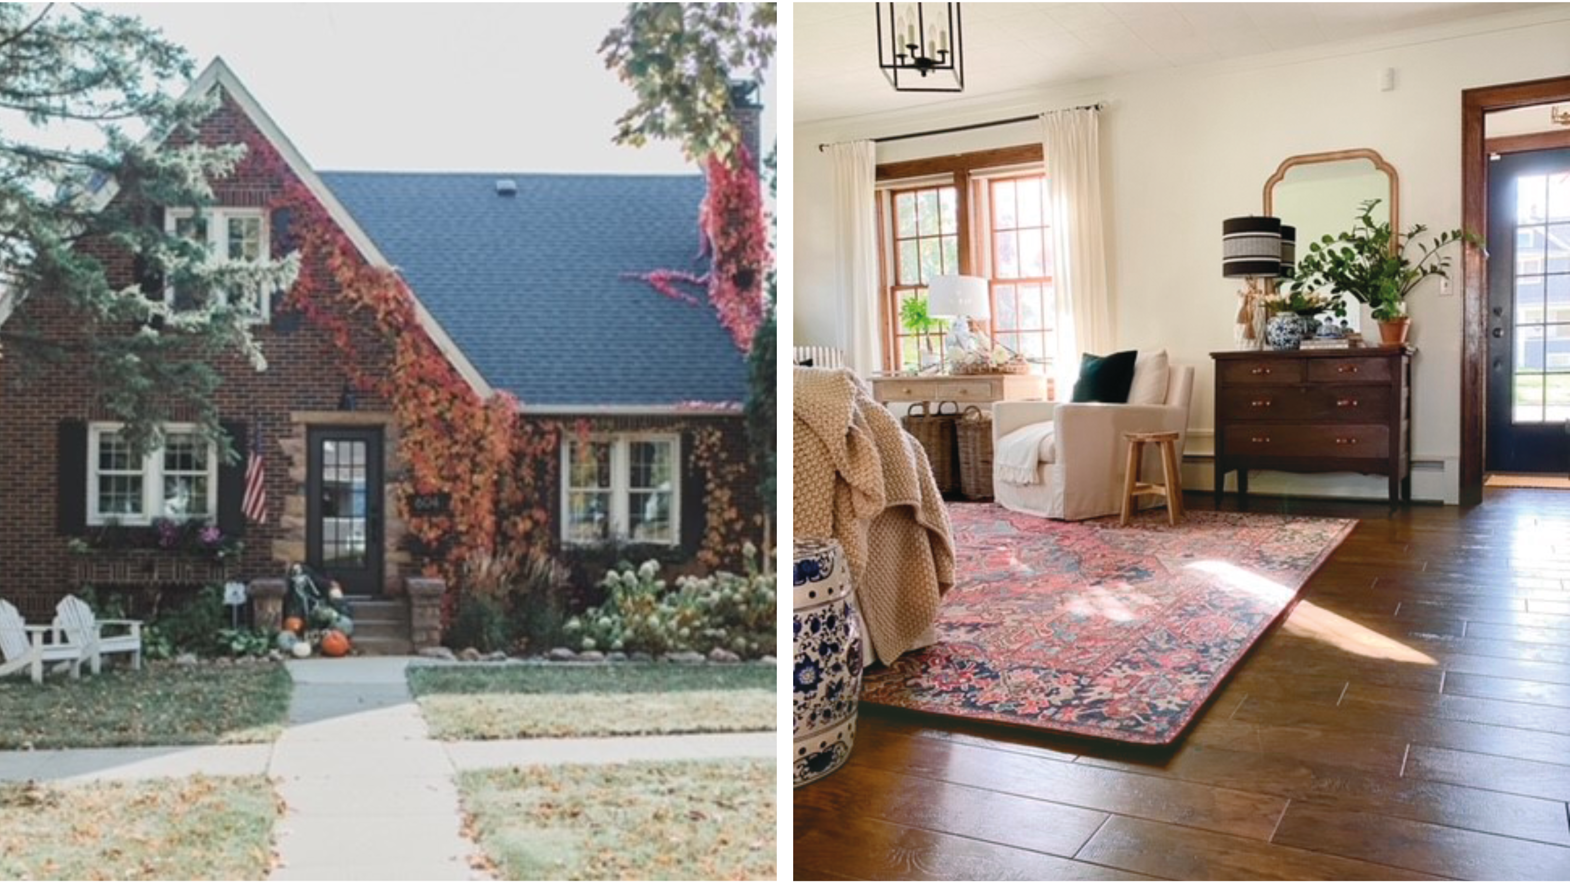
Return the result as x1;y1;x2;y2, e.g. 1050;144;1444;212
563;546;776;658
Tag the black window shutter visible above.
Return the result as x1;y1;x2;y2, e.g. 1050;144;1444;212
680;432;705;555
269;207;300;332
57;420;88;536
218;420;248;536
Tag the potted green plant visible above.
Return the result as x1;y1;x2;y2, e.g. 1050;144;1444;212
899;296;949;371
1287;199;1482;345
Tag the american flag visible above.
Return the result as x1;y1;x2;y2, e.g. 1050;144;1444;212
243;422;267;524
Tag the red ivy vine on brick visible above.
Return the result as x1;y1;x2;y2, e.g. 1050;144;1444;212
232;117;756;595
629;147;768;352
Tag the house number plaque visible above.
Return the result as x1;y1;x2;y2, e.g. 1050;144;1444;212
408;492;451;516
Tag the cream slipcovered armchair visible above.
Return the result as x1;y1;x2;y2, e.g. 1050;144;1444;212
992;361;1195;520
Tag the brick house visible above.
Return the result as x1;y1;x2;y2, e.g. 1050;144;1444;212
0;59;765;649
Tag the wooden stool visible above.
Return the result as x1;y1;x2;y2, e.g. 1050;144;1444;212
1121;431;1184;526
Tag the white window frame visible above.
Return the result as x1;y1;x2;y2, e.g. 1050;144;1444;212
164;207;271;323
87;422;219;526
559;433;682;547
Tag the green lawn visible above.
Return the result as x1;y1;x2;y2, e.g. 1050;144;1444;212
0;775;278;880
408;664;776;740
459;759;775;881
0;664;292;749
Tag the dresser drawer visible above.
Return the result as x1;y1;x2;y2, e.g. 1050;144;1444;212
1307;356;1392;384
1224;424;1390;459
1219;358;1304;385
1219;386;1393;422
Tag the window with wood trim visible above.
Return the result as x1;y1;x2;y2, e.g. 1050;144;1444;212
885;184;960;372
875;144;1051;374
984;174;1055;366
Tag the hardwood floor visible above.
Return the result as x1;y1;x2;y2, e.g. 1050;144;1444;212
793;489;1570;880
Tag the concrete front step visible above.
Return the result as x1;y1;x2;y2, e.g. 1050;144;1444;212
345;596;412;654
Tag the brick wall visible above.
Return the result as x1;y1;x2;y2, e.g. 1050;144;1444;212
0;92;401;618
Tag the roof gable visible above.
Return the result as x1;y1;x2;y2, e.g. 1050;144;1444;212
92;58;492;398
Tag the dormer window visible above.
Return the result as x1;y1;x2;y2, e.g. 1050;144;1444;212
164;207;270;322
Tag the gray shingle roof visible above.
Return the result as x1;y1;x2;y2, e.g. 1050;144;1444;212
319;171;746;407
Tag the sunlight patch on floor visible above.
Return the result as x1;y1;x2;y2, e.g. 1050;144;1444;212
1185;559;1435;665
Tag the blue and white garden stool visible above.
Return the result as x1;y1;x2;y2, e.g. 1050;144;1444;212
792;537;863;787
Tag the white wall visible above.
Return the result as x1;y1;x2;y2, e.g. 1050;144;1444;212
795;6;1570;504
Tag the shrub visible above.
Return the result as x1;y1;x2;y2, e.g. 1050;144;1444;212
564;546;775;658
448;595;510;654
79;583;234;659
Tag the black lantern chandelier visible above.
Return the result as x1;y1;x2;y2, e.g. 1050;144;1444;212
876;3;964;93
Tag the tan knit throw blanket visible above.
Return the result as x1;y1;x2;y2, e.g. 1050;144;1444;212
794;367;955;664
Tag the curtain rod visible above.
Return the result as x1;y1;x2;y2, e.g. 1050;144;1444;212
816;102;1104;152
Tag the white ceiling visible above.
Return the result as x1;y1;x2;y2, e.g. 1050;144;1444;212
796;3;1546;124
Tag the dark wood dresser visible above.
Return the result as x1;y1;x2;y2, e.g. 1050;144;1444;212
1211;346;1413;504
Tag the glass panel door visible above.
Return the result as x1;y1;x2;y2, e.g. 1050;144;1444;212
306;427;384;595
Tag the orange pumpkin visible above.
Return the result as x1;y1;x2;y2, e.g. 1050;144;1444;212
319;629;351;658
283;616;305;636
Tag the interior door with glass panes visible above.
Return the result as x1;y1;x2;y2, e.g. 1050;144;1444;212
1487;150;1570;474
305;427;384;595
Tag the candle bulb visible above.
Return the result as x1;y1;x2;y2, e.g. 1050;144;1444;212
940;29;949;52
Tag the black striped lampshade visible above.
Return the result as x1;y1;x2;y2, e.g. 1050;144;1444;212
1222;216;1282;279
1279;225;1297;273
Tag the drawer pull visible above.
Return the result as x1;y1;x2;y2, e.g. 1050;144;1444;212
1335;437;1359;445
1250;399;1272;408
1250;436;1271;444
1336;399;1360;408
1337;365;1360;374
1250;368;1272;376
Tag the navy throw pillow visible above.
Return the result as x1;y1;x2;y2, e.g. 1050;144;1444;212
1071;350;1139;403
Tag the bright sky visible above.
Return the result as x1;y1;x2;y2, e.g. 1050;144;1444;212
104;3;777;174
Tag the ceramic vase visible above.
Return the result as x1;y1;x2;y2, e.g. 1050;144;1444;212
1265;313;1307;350
792;537;862;788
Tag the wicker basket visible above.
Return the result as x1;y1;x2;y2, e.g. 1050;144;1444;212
903;401;959;494
956;405;995;500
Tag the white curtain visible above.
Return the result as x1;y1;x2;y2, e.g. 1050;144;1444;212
1042;109;1113;397
828;141;881;374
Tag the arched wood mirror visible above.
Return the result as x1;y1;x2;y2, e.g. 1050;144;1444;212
1264;148;1399;327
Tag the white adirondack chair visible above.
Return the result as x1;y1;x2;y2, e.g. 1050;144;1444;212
0;600;87;684
55;595;142;674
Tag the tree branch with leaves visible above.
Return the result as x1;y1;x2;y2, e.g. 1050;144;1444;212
0;4;298;459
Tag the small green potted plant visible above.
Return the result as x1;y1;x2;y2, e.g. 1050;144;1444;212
1288;199;1482;345
899;296;949;372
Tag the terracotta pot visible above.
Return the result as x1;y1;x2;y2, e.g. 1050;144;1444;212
1377;318;1411;345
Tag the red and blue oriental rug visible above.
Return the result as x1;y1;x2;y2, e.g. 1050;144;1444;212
860;504;1355;745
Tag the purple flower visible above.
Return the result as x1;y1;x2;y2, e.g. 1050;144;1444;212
199;525;223;547
155;518;181;549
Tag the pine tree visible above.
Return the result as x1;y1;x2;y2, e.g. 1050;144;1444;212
0;5;298;459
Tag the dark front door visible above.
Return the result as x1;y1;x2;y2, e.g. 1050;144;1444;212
306;427;384;595
1487;149;1570;474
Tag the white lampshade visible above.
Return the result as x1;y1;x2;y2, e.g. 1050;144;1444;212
927;275;990;318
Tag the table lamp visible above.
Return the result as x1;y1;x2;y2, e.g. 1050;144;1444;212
1222;216;1283;349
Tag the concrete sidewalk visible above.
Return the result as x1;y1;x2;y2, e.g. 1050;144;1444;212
0;657;778;880
267;657;477;881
